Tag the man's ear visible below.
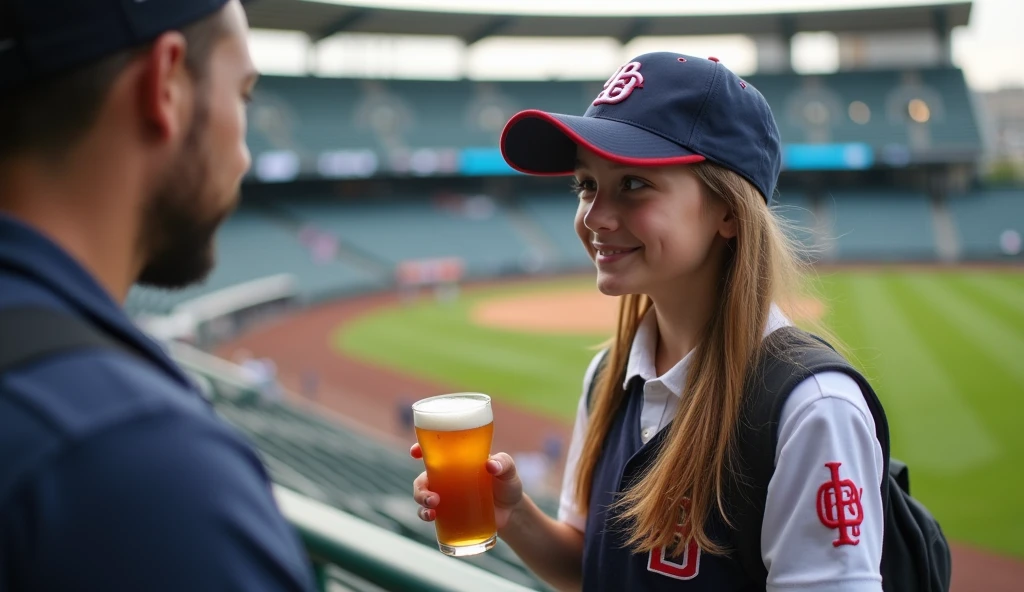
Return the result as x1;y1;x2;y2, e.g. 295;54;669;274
138;32;190;143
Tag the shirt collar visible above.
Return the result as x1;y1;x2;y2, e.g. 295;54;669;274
623;302;793;397
0;213;194;388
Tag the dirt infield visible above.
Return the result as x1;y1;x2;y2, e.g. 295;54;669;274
471;289;618;334
472;289;826;334
216;278;1023;591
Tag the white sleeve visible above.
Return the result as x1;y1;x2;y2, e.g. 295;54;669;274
556;350;605;533
762;371;885;592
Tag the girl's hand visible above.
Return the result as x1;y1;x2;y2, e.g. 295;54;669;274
410;442;524;530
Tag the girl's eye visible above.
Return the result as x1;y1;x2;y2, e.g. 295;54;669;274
623;177;648;191
571;178;597;197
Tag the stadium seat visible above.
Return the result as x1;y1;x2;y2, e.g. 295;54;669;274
947;190;1024;260
820;190;938;261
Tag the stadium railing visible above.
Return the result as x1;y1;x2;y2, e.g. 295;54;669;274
135;273;299;346
275;486;536;592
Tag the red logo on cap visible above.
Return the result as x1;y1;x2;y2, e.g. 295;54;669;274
593;61;644;106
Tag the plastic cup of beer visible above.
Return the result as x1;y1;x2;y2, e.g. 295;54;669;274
412;393;497;557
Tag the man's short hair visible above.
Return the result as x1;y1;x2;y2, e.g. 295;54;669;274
0;6;228;162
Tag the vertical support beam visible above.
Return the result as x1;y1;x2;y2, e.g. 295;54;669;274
754;34;791;74
781;16;796;74
933;8;953;67
305;34;318;77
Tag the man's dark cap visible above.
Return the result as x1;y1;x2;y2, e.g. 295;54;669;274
0;0;231;92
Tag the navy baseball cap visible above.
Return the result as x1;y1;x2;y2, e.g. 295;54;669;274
500;52;782;203
0;0;232;92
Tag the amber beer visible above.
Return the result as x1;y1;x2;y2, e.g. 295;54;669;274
413;393;497;556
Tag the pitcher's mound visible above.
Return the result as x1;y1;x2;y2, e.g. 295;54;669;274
471;289;617;334
471;289;826;335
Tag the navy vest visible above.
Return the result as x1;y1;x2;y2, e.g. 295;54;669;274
581;377;759;592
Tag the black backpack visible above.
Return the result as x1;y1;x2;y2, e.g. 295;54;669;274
585;326;952;591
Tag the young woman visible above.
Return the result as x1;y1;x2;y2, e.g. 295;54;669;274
411;52;885;592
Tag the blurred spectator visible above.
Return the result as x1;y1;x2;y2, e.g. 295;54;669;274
397;398;416;434
513;451;553;496
543;434;564;464
300;369;320;400
1000;229;1021;256
233;349;282;402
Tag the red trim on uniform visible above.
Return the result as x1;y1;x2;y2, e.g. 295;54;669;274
648;541;701;580
647;499;701;580
498;109;706;176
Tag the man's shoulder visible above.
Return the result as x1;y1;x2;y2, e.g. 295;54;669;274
0;384;313;592
0;274;208;437
0;318;235;510
1;334;211;437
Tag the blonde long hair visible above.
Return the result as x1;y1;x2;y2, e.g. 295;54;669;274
573;160;836;556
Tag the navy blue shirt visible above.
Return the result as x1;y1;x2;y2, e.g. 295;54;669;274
0;214;314;591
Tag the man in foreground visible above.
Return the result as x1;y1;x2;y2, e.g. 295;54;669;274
0;0;314;589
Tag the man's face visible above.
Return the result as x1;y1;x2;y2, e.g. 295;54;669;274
137;1;257;289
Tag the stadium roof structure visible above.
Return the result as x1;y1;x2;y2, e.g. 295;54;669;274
245;0;972;44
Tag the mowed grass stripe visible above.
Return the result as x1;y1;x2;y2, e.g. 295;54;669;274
901;273;1024;390
995;270;1024;289
953;273;1024;320
334;288;597;420
341;311;590;382
889;274;1021;444
840;274;998;472
886;273;1024;554
815;271;877;372
338;319;592;419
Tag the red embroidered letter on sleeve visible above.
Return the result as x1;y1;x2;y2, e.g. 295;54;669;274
816;461;864;547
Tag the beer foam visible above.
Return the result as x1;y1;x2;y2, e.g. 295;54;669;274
413;394;492;431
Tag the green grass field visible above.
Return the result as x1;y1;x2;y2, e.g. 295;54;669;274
334;269;1024;558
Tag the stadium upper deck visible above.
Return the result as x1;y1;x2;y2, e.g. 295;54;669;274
239;1;982;185
244;67;981;183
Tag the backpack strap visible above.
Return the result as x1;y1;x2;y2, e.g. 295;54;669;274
0;306;130;376
729;326;892;586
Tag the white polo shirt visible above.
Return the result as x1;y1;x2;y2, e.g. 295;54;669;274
558;304;885;591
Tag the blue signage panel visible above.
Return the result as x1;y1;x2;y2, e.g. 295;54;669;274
247;143;880;181
458;148;517;176
782;143;874;171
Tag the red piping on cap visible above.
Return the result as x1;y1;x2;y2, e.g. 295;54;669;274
499;109;706;176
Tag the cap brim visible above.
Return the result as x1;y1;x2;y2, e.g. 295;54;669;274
500;109;705;176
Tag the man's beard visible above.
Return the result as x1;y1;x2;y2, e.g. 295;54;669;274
136;96;236;290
